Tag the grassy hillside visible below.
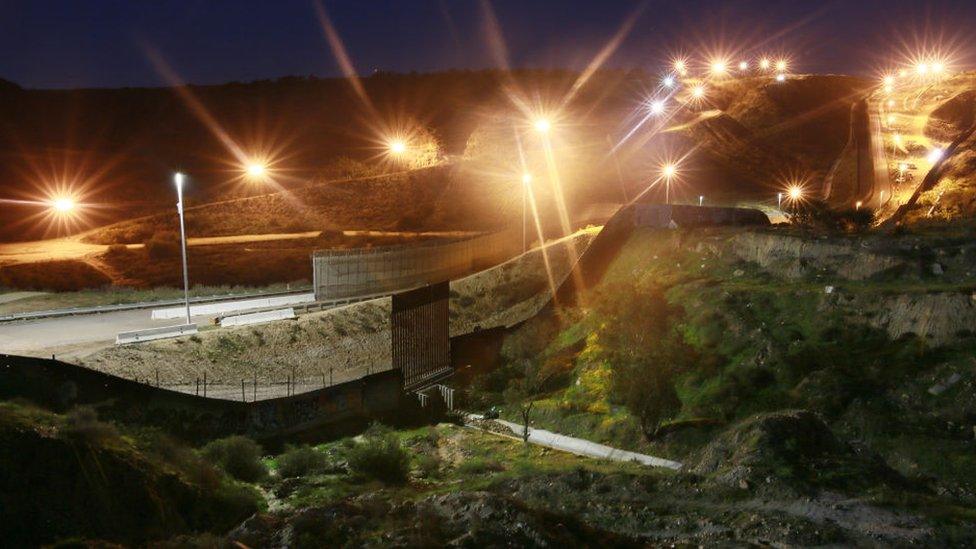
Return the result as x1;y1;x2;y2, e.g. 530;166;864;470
471;225;976;508
0;401;261;546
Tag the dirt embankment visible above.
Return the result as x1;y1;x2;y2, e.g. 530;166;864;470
79;230;597;386
730;230;976;344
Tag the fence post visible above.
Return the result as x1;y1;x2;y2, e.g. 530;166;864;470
195;377;199;396
203;372;207;397
155;368;159;388
330;367;333;386
241;379;245;402
253;374;257;401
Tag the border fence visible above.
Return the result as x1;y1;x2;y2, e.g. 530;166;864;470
312;229;520;300
392;282;451;391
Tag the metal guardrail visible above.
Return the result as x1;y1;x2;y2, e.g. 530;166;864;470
219;308;295;327
0;287;312;323
151;293;313;320
116;323;198;345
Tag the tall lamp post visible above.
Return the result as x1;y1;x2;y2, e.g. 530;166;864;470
174;172;191;325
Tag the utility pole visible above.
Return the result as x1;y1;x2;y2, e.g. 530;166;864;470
174;172;191;325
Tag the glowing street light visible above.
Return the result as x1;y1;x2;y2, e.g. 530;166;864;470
883;75;895;87
533;118;551;134
51;197;75;213
245;161;267;180
709;59;729;76
927;148;944;163
661;163;677;205
777;192;783;210
174;172;192;326
649;99;666;115
691;84;706;99
738;61;749;71
788;185;803;201
776;73;786;82
673;59;688;76
662;75;676;88
388;139;407;154
932;62;945;74
916;63;929;76
759;58;771;71
775;59;788;72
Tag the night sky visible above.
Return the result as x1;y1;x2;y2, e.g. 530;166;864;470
0;0;973;89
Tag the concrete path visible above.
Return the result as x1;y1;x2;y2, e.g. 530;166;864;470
487;417;682;470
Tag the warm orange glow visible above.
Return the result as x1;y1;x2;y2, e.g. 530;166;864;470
788;186;803;201
661;163;677;179
51;197;75;213
389;139;407;154
522;173;533;185
759;57;771;71
245;162;267;179
775;59;788;72
691;84;706;99
738;61;749;71
672;58;688;76
533;118;552;133
709;59;729;76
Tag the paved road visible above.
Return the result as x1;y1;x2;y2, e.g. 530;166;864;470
0;308;219;357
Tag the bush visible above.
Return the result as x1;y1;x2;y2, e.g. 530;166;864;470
62;406;119;445
276;445;328;478
200;436;267;482
144;231;181;260
347;423;410;484
414;454;442;479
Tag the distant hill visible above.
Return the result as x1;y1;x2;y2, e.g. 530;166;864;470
0;70;866;243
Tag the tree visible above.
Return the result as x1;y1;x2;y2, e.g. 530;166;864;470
503;359;552;442
596;283;693;441
612;358;682;440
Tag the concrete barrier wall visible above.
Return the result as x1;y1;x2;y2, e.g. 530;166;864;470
151;293;314;320
116;323;198;345
0;353;403;442
633;204;770;228
312;230;521;300
220;308;295;327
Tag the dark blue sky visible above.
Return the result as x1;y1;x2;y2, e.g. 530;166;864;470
1;0;972;89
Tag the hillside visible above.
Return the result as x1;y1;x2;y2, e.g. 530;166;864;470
882;72;976;225
0;71;870;291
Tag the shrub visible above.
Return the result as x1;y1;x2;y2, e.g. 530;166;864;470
457;457;504;475
347;423;410;484
144;231;181;260
200;436;267;482
62;406;119;445
277;445;328;478
414;454;442;479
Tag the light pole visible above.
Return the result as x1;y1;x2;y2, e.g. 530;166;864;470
661;164;676;206
699;195;704;207
174;172;191;325
777;192;783;210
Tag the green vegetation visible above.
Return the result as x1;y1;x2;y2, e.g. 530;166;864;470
276;444;329;478
0;401;262;546
201;435;268;482
346;423;411;484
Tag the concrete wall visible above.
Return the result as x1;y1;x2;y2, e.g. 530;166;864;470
312;230;521;300
0;353;402;441
633;204;770;228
